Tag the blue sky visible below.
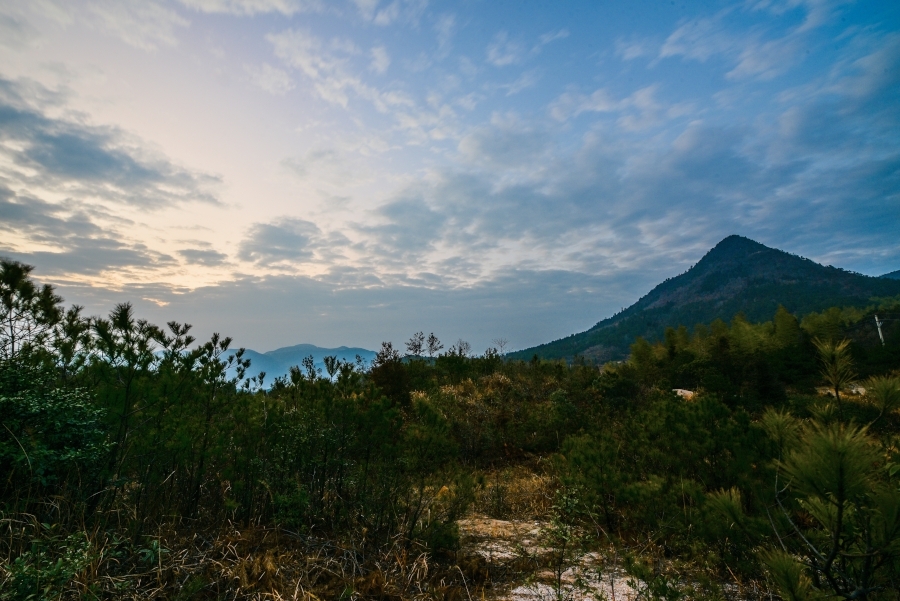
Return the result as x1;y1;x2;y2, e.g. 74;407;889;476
0;0;898;352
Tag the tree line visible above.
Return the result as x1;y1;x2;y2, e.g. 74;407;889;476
1;258;899;600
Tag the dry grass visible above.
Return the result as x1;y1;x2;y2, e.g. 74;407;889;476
474;465;555;521
1;469;774;600
0;515;495;600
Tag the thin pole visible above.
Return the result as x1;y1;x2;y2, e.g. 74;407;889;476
875;315;885;347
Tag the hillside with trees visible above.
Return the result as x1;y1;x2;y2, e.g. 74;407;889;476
511;235;900;363
2;258;900;600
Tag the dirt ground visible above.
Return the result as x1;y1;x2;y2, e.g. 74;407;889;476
457;516;638;601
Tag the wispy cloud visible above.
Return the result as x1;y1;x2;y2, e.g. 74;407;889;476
487;28;568;68
268;28;414;111
548;85;675;130
535;29;569;49
486;31;525;67
659;12;739;63
178;0;324;16
434;13;455;54
0;186;178;277
657;1;844;80
370;45;391;74
615;36;653;61
17;0;189;50
497;70;541;96
246;62;295;94
352;0;428;27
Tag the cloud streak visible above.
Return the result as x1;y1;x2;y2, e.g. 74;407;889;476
0;79;220;210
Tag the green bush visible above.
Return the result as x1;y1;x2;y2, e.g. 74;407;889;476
1;531;92;601
0;365;107;498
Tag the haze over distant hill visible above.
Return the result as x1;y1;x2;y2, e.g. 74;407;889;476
510;235;900;362
882;270;900;280
228;344;376;384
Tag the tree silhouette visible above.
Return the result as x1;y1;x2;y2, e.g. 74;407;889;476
406;331;424;357
0;260;62;361
426;332;443;358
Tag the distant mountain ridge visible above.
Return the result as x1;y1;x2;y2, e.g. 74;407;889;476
882;270;900;280
510;235;900;362
228;343;376;383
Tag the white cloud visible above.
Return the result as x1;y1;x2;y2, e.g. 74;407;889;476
404;52;432;72
247;63;295;94
749;0;854;33
615;37;652;60
659;13;738;63
727;36;799;80
352;0;380;21
268;28;415;111
268;28;358;105
548;88;620;121
352;0;428;26
659;1;843;79
373;1;400;25
536;29;569;48
455;92;482;111
85;0;188;50
497;70;541;96
435;13;455;52
486;31;524;67
178;0;323;15
29;0;189;50
370;45;391;74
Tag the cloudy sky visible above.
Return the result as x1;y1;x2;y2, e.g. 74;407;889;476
1;0;898;353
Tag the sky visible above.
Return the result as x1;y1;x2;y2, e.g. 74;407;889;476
0;0;898;353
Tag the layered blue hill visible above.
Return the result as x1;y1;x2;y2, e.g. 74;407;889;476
227;343;376;383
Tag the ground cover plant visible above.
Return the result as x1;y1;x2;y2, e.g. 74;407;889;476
2;258;899;600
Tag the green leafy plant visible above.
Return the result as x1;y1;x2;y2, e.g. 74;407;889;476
1;531;92;601
623;554;684;601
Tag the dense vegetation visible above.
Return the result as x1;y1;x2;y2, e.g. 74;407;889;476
2;258;900;600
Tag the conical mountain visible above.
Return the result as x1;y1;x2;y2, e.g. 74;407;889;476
511;235;900;362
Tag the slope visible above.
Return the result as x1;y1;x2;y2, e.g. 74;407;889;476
511;235;900;362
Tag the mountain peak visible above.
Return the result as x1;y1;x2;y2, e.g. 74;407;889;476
511;237;900;362
707;234;768;256
693;235;778;270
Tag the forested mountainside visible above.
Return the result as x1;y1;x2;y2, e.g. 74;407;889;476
512;235;900;362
